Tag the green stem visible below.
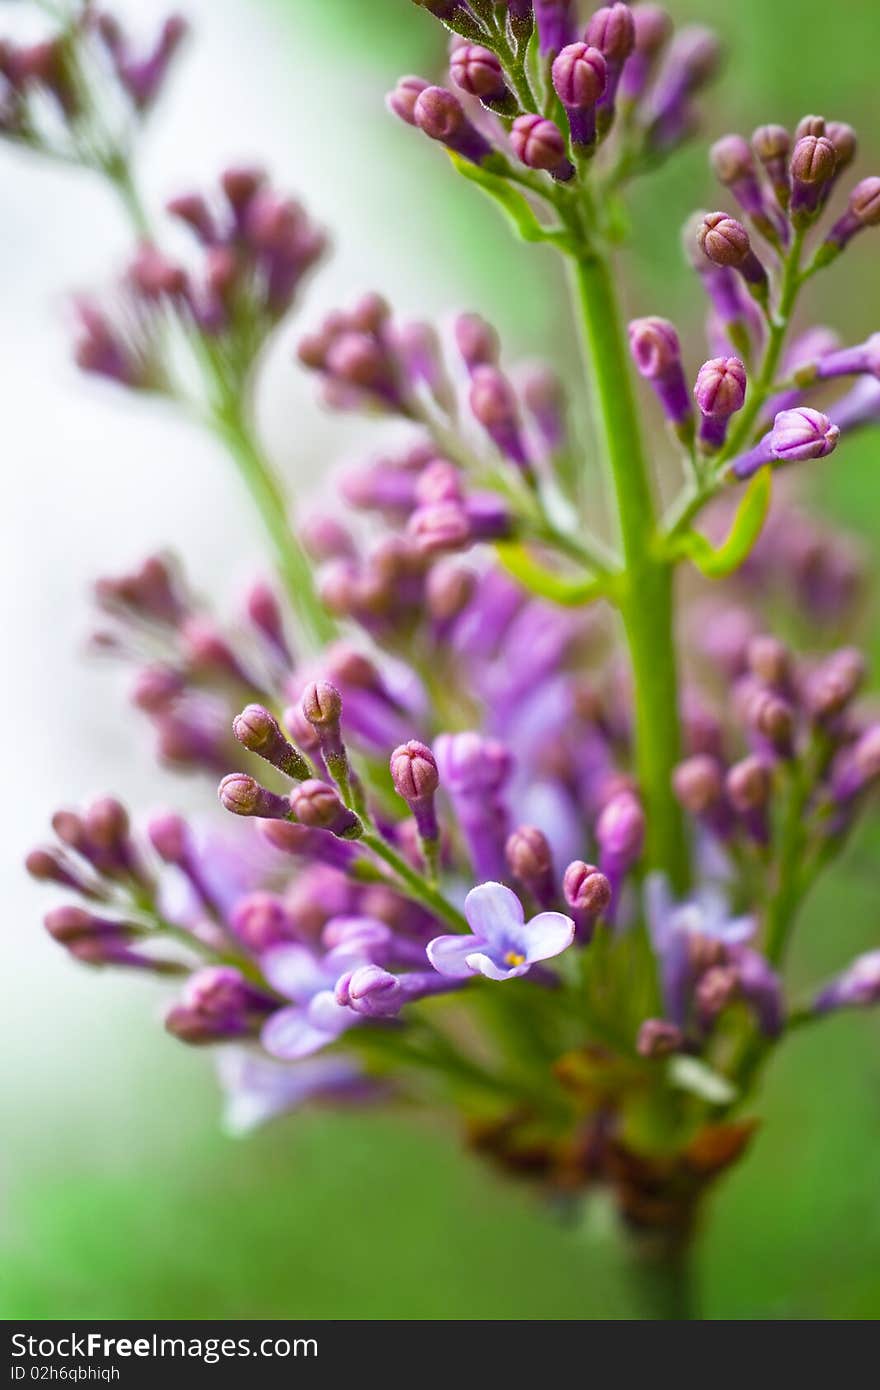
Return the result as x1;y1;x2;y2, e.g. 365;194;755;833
718;229;806;465
626;1235;698;1320
569;250;689;890
361;830;469;934
211;397;335;653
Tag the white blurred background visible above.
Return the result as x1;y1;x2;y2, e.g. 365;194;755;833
0;0;494;1164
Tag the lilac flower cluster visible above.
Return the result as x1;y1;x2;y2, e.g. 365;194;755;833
11;2;880;1270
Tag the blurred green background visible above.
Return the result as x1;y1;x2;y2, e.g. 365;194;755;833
2;0;879;1320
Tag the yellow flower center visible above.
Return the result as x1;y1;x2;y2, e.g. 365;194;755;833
504;950;526;967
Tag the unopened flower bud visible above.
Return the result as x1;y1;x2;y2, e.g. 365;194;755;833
562;860;613;917
413;85;493;165
673;755;724;815
748;690;796;757
752;122;791;206
335;964;404;1019
747;635;790;689
450;44;507;102
290;779;361;838
218;773;291;820
386;75;429;125
637;1018;684;1058
233;704;310;780
510;114;573;180
726;755;771;813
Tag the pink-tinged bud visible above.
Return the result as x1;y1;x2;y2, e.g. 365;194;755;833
335;964;404;1019
850;177;880;226
747;690;796;757
697;211;751;267
637;1018;684;1058
386;75;429;125
301;680;343;728
790;134;836;185
597;791;646;869
413;86;493;165
25;848;84;892
147;812;190;864
826;121;857;171
752;122;791;206
694;356;746;419
587;4;636;61
510;114;572;178
449;44;507;101
746;635;790;688
289;779;361;839
232;704;310;781
426;561;476;624
408;501;471;554
454;312;500;371
726;756;771;813
552;42;607;109
710;133;754;185
390;741;440;802
696;964;740;1023
795;113;825;140
805;648;866;721
230;892;295;952
83;797;129;850
673;755;723;815
505;826;555;906
562;861;613;916
770;407;839;461
218;773;291;820
628;316;681;379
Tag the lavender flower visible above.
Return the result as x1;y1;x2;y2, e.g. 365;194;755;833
427;881;574;981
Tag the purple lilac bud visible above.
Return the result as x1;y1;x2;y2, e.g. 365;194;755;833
694;355;746;451
245;582;291;663
789;134;838;226
426;560;476;627
746;690;796;760
747;634;791;690
587;4;636;137
645;26;722;153
390;741;440;844
449;44;510;106
510;114;573;180
469;365;534;475
562;859;612;940
697;213;768;298
455;312;500;372
301;679;348;776
682;213;759;360
814;334;880;385
218;773;292;821
26;848;100;897
290;779;361;839
628;317;693;439
413;86;494;166
637;1018;684;1057
434;732;512;880
596;791;645;915
551;43;607;151
335;964;404;1019
619;5;672;106
805;648;865;723
710;134;784;244
505;826;555;907
815;951;880;1014
166;966;275;1044
751;123;791;208
673;754;730;837
731;407;839;480
823;177;880;257
534;1;577;57
725;756;771;842
230;892;297;953
233;704;310;780
386;75;429;125
98;13;188;114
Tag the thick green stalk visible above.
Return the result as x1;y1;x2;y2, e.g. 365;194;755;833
212;398;336;653
570;250;690;890
626;1236;698;1320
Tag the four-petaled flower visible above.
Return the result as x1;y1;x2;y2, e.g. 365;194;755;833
427;881;575;982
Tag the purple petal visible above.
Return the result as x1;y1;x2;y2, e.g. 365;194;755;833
426;933;483;978
260;944;332;1001
464;950;531;982
260;992;353;1059
521;910;575;963
463;880;524;944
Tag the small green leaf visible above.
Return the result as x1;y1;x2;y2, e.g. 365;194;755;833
448;152;570;248
670;466;772;579
668;1056;738;1106
495;542;607;606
